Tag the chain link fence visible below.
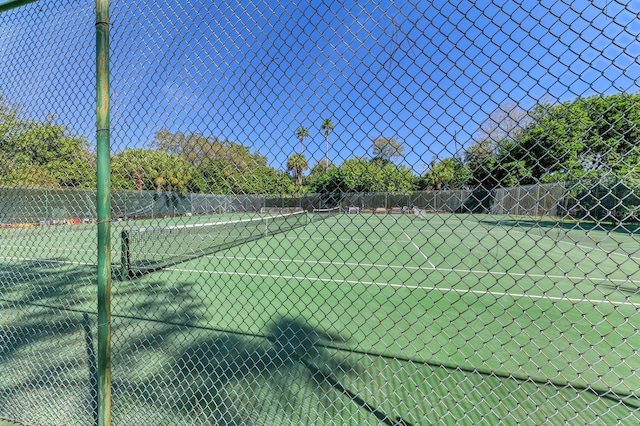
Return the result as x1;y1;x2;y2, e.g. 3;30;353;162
2;1;640;424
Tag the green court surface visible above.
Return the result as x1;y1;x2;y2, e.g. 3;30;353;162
1;212;639;424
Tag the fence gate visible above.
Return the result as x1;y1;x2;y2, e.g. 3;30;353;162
1;1;639;425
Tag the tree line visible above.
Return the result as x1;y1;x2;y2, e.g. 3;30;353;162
426;93;640;190
0;95;96;188
2;93;639;195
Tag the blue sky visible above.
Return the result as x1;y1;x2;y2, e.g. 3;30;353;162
1;0;639;174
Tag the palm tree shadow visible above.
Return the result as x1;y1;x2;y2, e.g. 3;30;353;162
266;317;356;375
0;259;405;424
120;316;366;425
267;317;413;426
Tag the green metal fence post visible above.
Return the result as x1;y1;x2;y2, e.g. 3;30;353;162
95;0;111;425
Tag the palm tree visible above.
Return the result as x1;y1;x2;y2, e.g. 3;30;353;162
287;153;308;187
295;126;309;154
320;118;334;171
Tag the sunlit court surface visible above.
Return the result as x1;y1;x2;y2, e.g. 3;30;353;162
2;0;640;425
2;209;639;424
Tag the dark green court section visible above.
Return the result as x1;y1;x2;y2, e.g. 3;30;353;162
1;212;639;424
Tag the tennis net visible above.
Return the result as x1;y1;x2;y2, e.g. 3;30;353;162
121;211;308;278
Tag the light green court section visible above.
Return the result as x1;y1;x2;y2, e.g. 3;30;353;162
2;212;639;424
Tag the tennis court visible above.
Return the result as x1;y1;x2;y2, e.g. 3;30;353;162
2;211;638;424
5;1;640;424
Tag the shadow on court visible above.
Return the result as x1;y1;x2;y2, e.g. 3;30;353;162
478;216;640;235
0;259;402;424
0;259;94;357
2;258;636;425
0;259;98;425
0;259;198;425
0;259;375;424
115;316;415;425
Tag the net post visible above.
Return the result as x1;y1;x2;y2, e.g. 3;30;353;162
120;230;130;280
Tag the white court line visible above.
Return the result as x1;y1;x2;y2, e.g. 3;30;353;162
166;267;640;307
508;228;640;262
293;227;640;267
205;254;639;285
3;254;636;307
4;240;637;288
273;235;410;245
402;230;436;269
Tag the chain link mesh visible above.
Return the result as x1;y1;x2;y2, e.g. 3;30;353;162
1;0;639;424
